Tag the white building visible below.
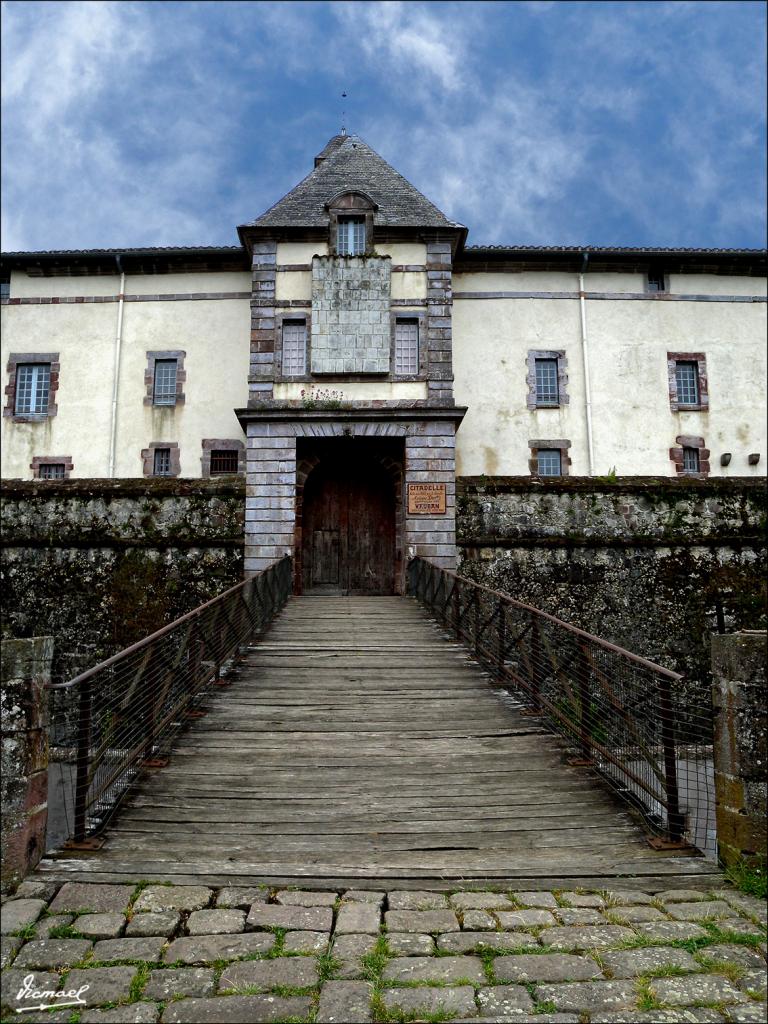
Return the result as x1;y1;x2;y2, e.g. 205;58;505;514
2;134;766;589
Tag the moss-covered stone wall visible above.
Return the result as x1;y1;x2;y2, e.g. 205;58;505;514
457;477;767;699
1;480;245;683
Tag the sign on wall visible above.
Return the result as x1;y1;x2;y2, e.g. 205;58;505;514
408;483;447;515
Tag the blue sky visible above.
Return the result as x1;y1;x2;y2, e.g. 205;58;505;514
2;0;766;251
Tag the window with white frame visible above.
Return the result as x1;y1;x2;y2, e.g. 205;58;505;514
282;320;307;376
153;359;178;406
15;363;51;415
337;216;366;255
674;360;700;407
394;318;419;375
535;358;559;406
537;449;562;476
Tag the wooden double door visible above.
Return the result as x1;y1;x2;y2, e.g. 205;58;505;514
302;453;396;595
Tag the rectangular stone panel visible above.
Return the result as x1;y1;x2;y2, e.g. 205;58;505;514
311;256;391;374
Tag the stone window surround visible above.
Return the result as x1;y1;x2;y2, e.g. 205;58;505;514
30;455;73;480
667;351;709;412
526;350;569;410
326;191;377;256
669;434;711;478
4;352;60;422
274;311;312;381
201;438;245;477
141;441;181;478
144;350;186;406
528;438;572;477
390;310;428;380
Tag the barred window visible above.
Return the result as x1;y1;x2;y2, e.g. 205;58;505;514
535;358;559;406
395;318;419;375
682;447;700;473
337;216;366;255
0;277;9;300
537;449;562;476
282;320;307;376
153;359;178;405
647;271;666;292
153;447;172;476
675;361;699;407
209;450;239;475
15;363;51;415
39;463;65;479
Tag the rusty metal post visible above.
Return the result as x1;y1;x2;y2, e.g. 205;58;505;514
658;674;684;842
72;673;93;844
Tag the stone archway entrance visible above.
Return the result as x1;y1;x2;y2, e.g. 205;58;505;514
296;439;402;595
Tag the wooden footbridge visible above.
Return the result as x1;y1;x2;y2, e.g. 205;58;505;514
39;560;721;890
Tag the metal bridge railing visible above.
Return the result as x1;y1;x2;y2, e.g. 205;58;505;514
48;556;292;846
408;557;714;852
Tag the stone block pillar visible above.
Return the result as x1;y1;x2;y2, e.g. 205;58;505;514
711;630;767;867
1;636;52;893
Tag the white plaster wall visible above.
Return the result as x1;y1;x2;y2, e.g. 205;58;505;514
453;288;767;477
376;243;427;264
453;297;586;477
11;270;250;298
667;274;767;296
276;271;312;301
277;241;328;264
274;381;426;401
1;294;250;479
454;271;577;293
391;271;426;300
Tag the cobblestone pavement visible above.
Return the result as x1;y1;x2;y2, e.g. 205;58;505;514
1;881;765;1023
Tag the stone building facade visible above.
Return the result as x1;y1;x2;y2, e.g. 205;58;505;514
1;134;766;593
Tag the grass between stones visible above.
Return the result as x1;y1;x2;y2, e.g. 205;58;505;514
725;856;767;899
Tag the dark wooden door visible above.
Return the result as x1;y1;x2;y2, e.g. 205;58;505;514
302;456;395;595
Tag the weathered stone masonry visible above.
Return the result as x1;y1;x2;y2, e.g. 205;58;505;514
240;409;462;582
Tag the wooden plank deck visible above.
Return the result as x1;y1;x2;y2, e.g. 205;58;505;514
38;597;722;890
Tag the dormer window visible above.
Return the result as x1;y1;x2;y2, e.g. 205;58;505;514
327;191;377;256
337;216;366;256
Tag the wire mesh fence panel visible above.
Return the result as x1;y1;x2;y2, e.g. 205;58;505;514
408;557;714;852
47;556;292;843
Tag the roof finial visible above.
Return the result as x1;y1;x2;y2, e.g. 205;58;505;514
341;91;347;136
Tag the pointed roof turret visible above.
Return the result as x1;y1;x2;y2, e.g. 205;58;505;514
248;134;461;229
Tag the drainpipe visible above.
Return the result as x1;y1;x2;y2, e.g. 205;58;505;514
578;251;595;475
108;255;125;478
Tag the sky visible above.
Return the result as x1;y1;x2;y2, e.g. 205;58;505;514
1;0;766;252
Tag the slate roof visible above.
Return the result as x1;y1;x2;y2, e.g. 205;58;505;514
249;135;461;229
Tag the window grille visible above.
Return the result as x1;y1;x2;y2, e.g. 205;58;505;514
682;447;700;473
537;449;562;476
395;319;419;375
209;450;239;475
282;320;307;376
15;363;51;415
0;278;9;300
153;359;178;405
153;448;172;476
647;272;666;292
675;361;699;406
39;463;65;479
337;216;366;255
535;358;559;406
